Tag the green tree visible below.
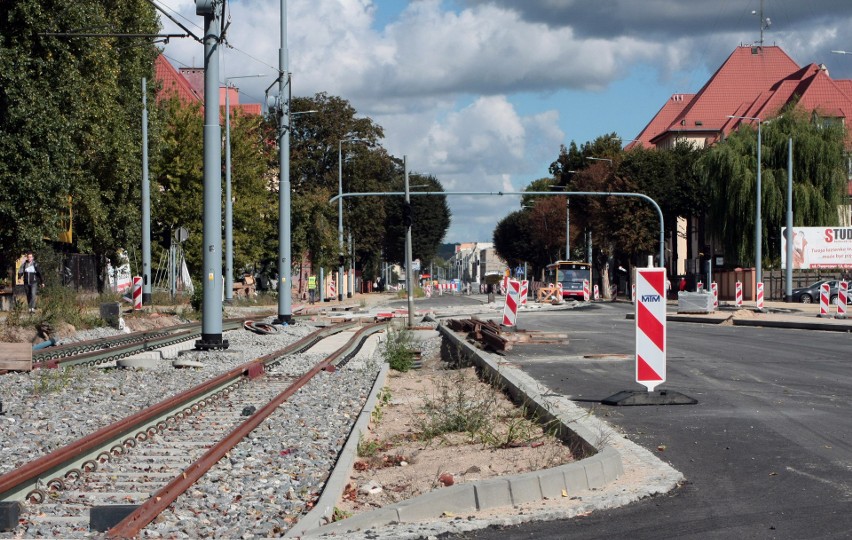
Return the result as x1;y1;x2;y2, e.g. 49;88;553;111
0;0;158;278
384;172;451;266
696;108;847;267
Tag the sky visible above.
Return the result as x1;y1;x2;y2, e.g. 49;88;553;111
157;0;852;244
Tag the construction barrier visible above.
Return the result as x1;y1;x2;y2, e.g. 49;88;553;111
132;276;142;310
711;282;718;309
735;281;743;308
635;267;666;392
756;282;764;311
583;279;590;302
502;279;521;327
819;282;830;317
520;280;528;305
631;283;636;303
593;284;600;301
328;280;336;299
837;281;848;319
697;280;704;292
555;283;564;304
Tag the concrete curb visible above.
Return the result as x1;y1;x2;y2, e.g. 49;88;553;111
629;311;852;331
295;321;641;539
285;362;391;538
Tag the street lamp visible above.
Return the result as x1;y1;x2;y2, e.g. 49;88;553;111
728;114;763;285
338;138;367;301
224;73;265;303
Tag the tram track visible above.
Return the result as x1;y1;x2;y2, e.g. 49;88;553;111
0;320;385;538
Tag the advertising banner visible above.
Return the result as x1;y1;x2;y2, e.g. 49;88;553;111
781;227;852;269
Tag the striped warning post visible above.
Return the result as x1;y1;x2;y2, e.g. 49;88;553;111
735;281;743;308
502;279;521;327
635;268;666;392
837;281;848;319
555;282;564;304
756;282;764;311
593;284;599;301
631;283;636;303
329;280;336;299
132;276;143;310
711;282;718;309
819;282;830;317
583;279;590;302
520;280;528;305
697;280;704;292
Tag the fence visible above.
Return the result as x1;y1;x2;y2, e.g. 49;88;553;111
713;268;844;301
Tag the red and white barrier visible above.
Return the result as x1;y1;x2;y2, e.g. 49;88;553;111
583;279;590;302
756;282;764;311
635;268;666;392
711;282;718;309
329;280;336;299
819;282;830;317
735;281;743;308
132;276;143;310
502;279;521;327
697;280;704;292
555;283;564;304
593;284;600;301
631;283;636;303
837;281;848;319
520;280;528;305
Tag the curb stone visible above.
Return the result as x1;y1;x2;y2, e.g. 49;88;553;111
292;319;683;539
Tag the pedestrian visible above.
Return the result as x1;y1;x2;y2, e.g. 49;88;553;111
307;274;317;304
678;277;687;292
18;251;44;312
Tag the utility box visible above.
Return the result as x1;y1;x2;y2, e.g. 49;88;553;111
100;302;121;328
677;292;714;314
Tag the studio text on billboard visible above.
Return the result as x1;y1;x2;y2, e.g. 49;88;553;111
781;226;852;269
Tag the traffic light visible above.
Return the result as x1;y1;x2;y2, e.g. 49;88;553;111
403;202;413;227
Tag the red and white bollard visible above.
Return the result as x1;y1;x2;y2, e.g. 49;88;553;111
711;282;718;309
520;280;528;305
819;282;831;317
502;279;521;327
631;283;636;303
697;280;704;292
555;282;564;304
329;280;336;299
836;281;848;319
132;276;143;310
593;284;600;301
635;268;666;392
583;279;590;302
735;281;743;308
755;282;764;311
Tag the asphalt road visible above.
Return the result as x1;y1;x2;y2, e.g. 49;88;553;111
442;301;852;540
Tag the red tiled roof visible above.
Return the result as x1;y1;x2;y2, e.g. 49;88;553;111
633;46;852;149
154;55;202;104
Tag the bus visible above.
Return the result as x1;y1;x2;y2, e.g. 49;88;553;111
544;261;592;300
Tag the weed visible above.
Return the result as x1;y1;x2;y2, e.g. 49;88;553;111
382;326;415;372
32;368;76;395
331;507;351;522
371;386;392;424
357;435;383;457
415;369;497;442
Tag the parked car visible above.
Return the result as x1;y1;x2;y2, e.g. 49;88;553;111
788;279;851;304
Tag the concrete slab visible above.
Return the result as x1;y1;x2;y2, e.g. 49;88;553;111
394;484;477;522
473;478;512;510
172;358;204;368
116;353;161;369
508;472;543;505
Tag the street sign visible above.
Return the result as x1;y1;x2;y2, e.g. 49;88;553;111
635;267;666;392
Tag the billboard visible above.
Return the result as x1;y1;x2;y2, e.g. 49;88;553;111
781;227;852;269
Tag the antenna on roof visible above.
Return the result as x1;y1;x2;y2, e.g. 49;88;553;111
751;0;771;47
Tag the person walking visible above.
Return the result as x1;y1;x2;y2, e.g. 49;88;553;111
18;251;44;312
307;274;317;304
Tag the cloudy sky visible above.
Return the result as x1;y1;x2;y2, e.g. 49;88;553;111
158;0;852;243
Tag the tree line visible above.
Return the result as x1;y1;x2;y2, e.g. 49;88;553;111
0;1;451;290
494;107;848;286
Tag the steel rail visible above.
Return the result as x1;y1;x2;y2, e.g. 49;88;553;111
107;322;386;538
0;321;360;503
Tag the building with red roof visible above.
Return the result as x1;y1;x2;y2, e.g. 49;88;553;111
629;45;852;285
153;55;261;116
629;46;852;151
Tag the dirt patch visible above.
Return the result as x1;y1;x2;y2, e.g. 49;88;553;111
336;362;576;518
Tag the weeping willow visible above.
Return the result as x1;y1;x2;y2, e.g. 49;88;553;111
697;107;847;267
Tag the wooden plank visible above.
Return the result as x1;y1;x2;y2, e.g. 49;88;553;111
0;343;33;371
